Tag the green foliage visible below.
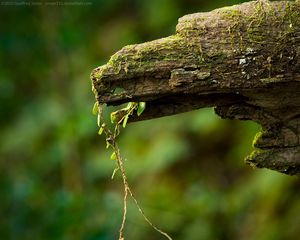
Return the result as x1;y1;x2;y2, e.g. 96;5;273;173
96;100;173;240
122;114;129;128
110;111;117;123
137;102;146;116
98;125;104;135
92;102;98;115
110;151;117;160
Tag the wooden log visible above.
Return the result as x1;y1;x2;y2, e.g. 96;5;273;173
91;0;300;175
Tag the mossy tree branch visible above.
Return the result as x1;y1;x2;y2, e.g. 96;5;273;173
91;0;300;175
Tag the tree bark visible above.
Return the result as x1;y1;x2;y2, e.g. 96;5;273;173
91;0;300;175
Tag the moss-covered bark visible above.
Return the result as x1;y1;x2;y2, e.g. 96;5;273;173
91;0;300;175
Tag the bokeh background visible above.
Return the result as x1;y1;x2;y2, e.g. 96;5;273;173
1;0;300;239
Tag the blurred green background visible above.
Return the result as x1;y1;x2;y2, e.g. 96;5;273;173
1;0;300;239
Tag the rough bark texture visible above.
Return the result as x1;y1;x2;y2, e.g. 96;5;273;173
91;0;300;175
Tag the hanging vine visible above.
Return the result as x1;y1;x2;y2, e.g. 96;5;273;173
92;101;172;240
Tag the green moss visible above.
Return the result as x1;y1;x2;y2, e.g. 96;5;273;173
220;8;243;49
99;34;186;78
245;148;265;169
246;27;266;43
268;3;300;61
252;130;263;148
219;3;269;47
245;2;270;44
220;8;243;20
281;2;300;26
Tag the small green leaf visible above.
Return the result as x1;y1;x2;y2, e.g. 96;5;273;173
122;114;129;128
98;127;104;135
125;102;133;110
110;152;117;160
137;102;146;116
110;112;116;123
92;102;98;115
